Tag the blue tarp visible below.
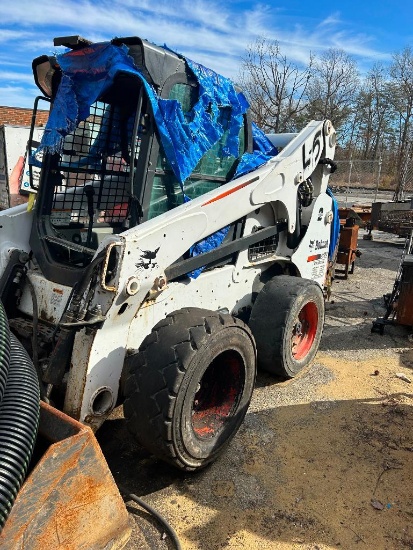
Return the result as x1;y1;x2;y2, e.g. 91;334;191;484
38;42;258;185
39;43;139;155
187;226;230;279
37;40;278;277
188;123;278;278
326;187;340;260
234;122;278;178
158;58;249;183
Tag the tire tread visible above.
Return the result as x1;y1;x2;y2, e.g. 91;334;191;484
249;275;324;378
124;308;255;470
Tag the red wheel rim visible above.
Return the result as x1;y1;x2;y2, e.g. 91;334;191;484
192;351;244;439
291;301;318;360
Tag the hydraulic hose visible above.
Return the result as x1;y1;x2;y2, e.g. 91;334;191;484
0;301;40;531
125;492;182;550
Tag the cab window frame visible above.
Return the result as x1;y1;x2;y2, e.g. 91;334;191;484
140;72;247;221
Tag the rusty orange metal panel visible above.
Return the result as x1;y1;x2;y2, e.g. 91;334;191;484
0;402;131;550
339;206;371;228
397;257;413;325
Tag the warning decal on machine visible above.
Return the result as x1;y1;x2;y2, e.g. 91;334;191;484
308;251;328;279
307;253;322;262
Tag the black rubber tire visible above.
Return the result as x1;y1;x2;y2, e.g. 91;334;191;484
248;275;324;378
123;308;257;471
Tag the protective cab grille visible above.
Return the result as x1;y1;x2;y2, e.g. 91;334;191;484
49;101;140;249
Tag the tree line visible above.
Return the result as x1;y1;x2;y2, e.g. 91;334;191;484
238;38;413;192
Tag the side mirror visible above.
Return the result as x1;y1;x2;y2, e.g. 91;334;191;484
32;55;60;97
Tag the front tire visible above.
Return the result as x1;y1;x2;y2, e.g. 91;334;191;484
249;276;324;378
123;308;256;471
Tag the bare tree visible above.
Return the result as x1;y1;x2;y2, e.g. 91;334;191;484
237;38;413;196
350;64;394;159
389;46;413;188
305;49;359;141
238;37;312;133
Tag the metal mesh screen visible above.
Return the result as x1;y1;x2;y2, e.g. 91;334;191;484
248;231;279;262
396;142;413;201
50;101;138;235
329;159;381;192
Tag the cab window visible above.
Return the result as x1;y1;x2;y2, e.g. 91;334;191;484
148;83;245;220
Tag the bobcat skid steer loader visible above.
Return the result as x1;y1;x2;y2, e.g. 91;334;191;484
0;34;338;545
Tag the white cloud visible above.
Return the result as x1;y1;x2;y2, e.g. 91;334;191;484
0;57;28;68
318;12;342;27
0;0;398;107
0;29;34;42
0;71;35;84
0;86;38;108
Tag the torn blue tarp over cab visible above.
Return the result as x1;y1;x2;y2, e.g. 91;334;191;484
38;41;250;185
38;43;139;156
188;124;278;278
37;40;278;279
158;58;249;183
234;123;278;178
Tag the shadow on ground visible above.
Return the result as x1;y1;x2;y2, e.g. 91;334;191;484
320;319;410;352
98;392;413;550
96;230;412;549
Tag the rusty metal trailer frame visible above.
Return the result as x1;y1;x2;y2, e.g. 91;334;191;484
370;200;413;237
372;230;413;334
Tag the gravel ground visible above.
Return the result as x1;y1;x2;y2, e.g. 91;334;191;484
97;229;413;550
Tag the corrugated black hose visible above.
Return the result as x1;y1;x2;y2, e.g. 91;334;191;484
0;302;10;403
0;301;40;531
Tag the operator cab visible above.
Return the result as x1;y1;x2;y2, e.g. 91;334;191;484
30;36;249;286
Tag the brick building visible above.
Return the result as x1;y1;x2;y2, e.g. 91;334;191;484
0;106;49;127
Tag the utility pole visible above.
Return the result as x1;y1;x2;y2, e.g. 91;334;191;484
345;153;353;208
374;154;382;203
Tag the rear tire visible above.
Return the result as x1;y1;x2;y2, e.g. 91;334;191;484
249;276;324;378
123;308;256;471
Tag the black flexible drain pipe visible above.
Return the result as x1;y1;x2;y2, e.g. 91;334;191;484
0;302;10;403
0;302;40;531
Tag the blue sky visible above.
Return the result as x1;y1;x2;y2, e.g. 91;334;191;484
1;0;412;108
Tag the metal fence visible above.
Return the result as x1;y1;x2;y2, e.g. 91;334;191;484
329;158;384;206
397;142;413;201
330;158;381;191
330;152;413;204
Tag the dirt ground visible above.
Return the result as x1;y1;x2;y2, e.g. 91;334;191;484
97;229;413;550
